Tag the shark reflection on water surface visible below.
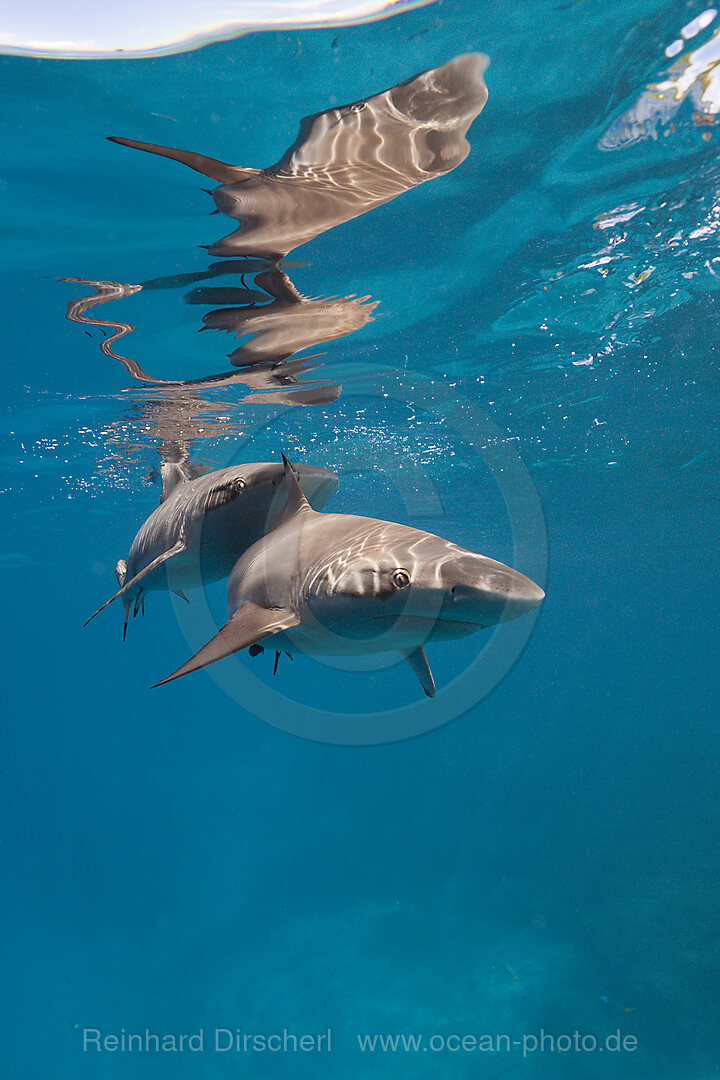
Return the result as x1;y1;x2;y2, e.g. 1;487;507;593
65;274;340;480
109;52;489;259
196;268;378;367
64;272;343;401
67;52;489;413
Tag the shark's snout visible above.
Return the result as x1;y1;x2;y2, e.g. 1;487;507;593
444;556;544;626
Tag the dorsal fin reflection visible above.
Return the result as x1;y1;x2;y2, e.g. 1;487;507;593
65;272;341;471
63;269;347;392
197;268;379;368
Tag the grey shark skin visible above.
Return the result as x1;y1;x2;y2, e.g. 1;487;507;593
85;460;339;638
155;457;544;697
108;53;488;260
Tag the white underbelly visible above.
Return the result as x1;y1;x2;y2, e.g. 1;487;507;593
270;615;480;657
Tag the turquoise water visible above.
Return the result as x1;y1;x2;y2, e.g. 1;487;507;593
2;0;719;1075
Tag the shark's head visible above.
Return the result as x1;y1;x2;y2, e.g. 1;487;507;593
311;527;544;645
188;461;339;537
434;548;544;627
84;459;339;641
389;53;489;129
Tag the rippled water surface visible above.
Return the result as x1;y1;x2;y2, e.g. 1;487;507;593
2;0;719;1076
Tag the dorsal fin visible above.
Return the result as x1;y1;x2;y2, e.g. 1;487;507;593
107;136;259;186
160;462;188;503
280;454;313;518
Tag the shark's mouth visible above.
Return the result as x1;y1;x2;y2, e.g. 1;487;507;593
368;614;484;640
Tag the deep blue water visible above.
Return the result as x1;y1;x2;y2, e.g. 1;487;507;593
2;0;719;1076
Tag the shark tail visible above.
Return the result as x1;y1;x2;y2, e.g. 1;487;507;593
115;559;133;641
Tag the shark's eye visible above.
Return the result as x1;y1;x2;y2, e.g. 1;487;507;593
392;568;411;590
233;477;247;492
350;101;367;113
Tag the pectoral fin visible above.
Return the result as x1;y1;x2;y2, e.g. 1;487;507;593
153;602;300;687
400;646;436;698
107;137;259;186
84;540;186;627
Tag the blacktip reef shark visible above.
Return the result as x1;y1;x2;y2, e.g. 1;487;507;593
85;459;338;639
154;457;544;698
107;52;489;260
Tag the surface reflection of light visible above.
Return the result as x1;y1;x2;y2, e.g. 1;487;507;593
0;0;435;59
601;8;720;149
